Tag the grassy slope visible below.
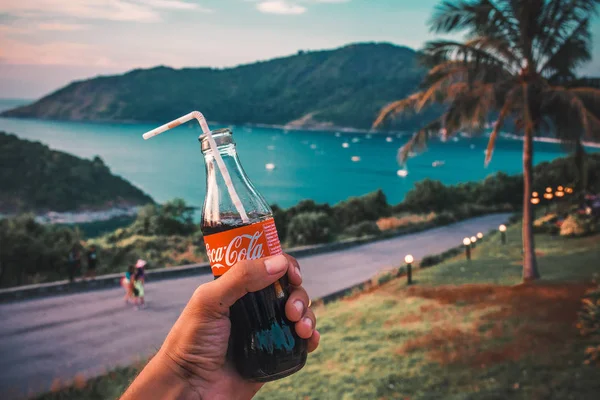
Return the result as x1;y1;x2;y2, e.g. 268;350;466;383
37;225;600;399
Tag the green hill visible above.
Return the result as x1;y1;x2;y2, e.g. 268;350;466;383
1;43;428;130
0;132;154;213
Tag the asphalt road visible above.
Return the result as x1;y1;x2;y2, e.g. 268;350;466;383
0;213;510;399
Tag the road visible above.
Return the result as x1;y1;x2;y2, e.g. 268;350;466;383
0;213;510;399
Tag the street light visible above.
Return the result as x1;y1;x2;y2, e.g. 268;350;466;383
555;191;564;198
557;185;564;191
470;236;477;249
463;237;472;260
532;191;539;198
531;197;540;205
404;254;414;285
499;224;507;244
546;187;552;193
477;232;483;240
565;187;574;194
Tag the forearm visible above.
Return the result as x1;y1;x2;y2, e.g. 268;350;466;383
120;352;200;400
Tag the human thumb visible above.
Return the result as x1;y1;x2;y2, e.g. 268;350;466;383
193;254;290;314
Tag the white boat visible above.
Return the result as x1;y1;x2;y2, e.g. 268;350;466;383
432;160;445;167
397;169;408;177
386;137;393;143
351;156;361;162
342;142;350;148
351;137;360;143
265;163;276;170
310;144;317;149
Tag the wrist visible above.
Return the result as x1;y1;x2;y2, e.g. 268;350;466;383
121;351;201;400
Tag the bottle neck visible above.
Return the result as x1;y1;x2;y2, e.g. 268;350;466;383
201;139;272;230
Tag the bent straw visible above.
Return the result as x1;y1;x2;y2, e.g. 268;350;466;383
142;111;250;224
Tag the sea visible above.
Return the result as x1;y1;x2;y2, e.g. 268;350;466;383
0;98;596;210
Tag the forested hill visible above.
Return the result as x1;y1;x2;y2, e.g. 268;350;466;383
2;43;428;130
0;132;154;213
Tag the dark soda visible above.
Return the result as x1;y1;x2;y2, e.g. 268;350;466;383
200;129;307;382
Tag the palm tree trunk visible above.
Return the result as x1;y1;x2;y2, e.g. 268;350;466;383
522;126;540;281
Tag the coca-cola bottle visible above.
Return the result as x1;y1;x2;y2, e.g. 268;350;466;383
199;128;307;382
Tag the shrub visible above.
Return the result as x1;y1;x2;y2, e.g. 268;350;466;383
333;190;391;229
578;286;600;365
420;255;442;268
342;221;381;238
560;214;591;237
434;211;457;226
286;212;333;246
0;215;79;287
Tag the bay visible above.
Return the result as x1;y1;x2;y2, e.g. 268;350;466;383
0;99;593;209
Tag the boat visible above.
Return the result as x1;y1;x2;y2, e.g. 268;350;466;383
265;163;276;170
397;169;408;177
432;160;445;167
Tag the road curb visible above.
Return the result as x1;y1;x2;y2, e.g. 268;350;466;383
0;213;510;302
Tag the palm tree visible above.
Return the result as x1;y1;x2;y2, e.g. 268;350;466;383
374;0;600;281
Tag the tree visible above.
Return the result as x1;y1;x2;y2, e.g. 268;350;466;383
374;0;600;281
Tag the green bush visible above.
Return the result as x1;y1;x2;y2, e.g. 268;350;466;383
333;189;391;229
0;215;79;287
434;211;458;226
130;199;196;237
578;285;600;365
287;212;333;246
342;221;381;238
420;254;442;268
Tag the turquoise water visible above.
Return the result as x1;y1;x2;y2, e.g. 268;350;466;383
0;99;592;209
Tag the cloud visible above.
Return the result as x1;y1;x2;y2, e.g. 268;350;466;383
0;36;114;66
37;23;88;31
0;0;210;23
253;0;349;15
256;1;307;15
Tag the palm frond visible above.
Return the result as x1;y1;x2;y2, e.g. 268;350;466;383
540;18;592;78
536;0;599;65
429;0;520;49
398;120;441;166
542;86;600;142
485;87;519;166
372;93;424;129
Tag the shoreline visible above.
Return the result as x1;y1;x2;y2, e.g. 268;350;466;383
0;206;140;225
3;114;598;148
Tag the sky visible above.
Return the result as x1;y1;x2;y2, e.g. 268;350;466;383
0;0;599;99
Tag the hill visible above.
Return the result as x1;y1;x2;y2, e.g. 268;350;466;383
1;43;428;130
0;132;154;213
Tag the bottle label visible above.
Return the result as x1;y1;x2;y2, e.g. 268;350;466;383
204;218;283;277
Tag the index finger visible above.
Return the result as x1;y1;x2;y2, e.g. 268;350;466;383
284;254;302;286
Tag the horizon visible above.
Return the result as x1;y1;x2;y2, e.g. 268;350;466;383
1;0;599;99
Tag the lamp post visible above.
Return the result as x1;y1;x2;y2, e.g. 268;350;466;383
463;237;472;260
404;254;414;285
470;236;477;249
499;224;507;244
477;232;483;240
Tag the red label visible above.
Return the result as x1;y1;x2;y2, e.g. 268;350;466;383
204;218;282;277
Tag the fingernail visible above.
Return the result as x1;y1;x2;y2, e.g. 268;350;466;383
293;300;304;315
295;265;302;280
265;255;288;275
302;317;313;330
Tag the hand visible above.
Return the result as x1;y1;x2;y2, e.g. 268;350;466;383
121;254;320;400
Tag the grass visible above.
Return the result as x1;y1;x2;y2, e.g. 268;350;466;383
36;224;600;400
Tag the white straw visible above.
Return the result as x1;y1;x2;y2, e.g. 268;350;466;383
142;111;250;223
